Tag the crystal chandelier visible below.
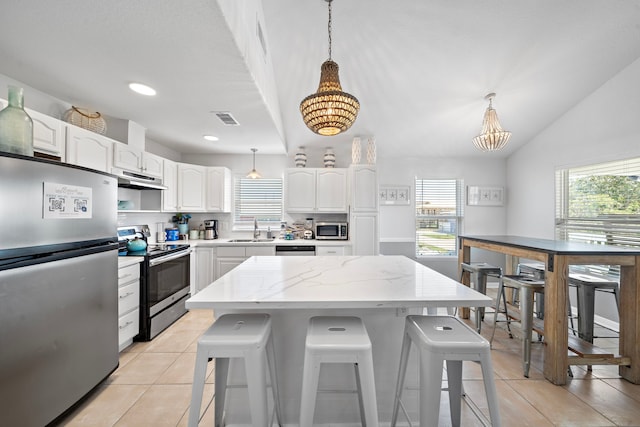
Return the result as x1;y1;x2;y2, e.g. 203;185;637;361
300;0;359;136
472;93;512;151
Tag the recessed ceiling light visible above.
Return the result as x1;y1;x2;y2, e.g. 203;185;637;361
129;83;156;96
203;135;219;141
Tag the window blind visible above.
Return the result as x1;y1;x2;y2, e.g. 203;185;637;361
234;178;283;226
555;157;640;276
415;179;464;256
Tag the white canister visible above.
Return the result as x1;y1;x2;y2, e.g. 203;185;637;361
351;137;361;164
295;147;307;167
323;147;336;168
189;230;200;240
366;137;377;164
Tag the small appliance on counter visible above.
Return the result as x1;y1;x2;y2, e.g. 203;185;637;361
315;221;348;240
165;228;179;241
204;219;218;240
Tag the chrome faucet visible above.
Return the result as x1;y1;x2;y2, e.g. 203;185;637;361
253;218;260;239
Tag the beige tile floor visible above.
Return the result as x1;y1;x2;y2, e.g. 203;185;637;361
56;308;640;427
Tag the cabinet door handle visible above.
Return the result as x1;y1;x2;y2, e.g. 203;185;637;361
119;320;133;329
118;273;132;280
119;291;135;299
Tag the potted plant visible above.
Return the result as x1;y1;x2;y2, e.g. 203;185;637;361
172;213;191;234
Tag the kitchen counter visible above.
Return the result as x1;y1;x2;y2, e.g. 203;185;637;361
188;255;488;309
186;256;491;424
117;256;143;268
181;238;351;247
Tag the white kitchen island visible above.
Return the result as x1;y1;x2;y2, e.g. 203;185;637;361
186;255;492;426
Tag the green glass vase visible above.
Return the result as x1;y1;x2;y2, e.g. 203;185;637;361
0;86;34;156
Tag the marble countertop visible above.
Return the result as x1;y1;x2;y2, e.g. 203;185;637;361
186;255;492;309
186;238;351;247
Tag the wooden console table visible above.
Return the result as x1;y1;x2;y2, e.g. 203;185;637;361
458;235;640;385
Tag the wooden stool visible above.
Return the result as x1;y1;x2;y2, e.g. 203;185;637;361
391;315;501;427
460;262;502;333
188;313;282;427
299;316;378;427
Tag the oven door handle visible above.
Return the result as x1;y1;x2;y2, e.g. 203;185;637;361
149;249;191;267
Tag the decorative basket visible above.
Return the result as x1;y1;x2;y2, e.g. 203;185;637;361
63;106;107;135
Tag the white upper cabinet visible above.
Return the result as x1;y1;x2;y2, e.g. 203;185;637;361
27;108;65;158
285;168;347;213
349;165;378;212
113;143;163;179
316;169;347;212
285;169;316;212
177;163;206;211
65;125;114;173
142;151;164;178
206;167;232;212
162;158;178;212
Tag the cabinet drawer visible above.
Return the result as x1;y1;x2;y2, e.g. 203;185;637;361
246;246;274;256
316;246;345;256
217;246;246;257
118;281;140;315
118;263;140;286
118;309;139;347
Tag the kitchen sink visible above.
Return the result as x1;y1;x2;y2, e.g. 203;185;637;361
228;238;275;243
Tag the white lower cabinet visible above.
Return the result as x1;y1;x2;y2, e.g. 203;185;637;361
350;214;379;255
214;246;275;280
117;262;141;351
194;247;215;294
316;245;350;256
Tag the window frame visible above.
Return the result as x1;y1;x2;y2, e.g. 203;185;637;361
415;178;464;257
555;157;640;277
233;175;283;231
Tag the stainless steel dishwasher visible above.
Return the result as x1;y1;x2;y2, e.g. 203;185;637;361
275;245;316;256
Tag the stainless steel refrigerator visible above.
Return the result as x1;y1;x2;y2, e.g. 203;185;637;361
0;153;119;426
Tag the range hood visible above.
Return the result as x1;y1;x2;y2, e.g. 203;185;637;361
112;168;167;190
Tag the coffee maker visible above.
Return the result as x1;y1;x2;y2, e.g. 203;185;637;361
204;219;218;240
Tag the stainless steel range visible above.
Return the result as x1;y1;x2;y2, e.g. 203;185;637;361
117;225;191;340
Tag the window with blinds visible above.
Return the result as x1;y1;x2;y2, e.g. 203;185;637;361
234;177;283;228
555;157;640;276
415;179;464;256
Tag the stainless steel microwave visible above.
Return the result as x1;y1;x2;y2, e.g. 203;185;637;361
315;222;348;240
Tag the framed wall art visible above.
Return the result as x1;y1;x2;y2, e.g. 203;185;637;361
380;185;410;205
467;186;504;206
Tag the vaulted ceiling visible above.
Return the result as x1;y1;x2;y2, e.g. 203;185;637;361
1;0;639;159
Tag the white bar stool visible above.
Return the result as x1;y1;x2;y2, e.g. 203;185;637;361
188;313;282;427
391;315;501;427
299;316;379;427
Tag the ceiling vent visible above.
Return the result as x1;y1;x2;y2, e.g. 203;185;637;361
213;111;240;126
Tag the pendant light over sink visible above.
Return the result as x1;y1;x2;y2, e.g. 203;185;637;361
246;148;261;179
300;0;359;136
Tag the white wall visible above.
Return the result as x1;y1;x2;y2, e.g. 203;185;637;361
506;57;640;325
0;73;70;119
377;155;508;278
507;57;640;237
